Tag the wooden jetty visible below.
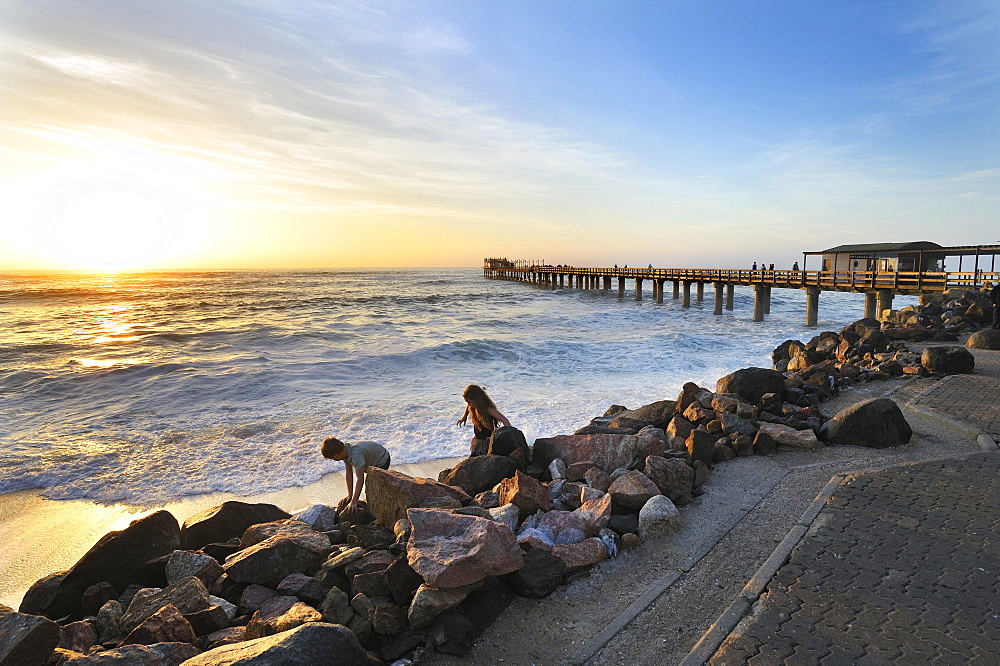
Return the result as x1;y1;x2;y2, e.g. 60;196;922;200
483;243;1000;326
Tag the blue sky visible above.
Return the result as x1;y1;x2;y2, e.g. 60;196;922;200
1;1;997;269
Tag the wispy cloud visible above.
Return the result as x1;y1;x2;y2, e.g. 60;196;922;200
0;0;643;227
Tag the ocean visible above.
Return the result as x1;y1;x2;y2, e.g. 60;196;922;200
0;268;916;505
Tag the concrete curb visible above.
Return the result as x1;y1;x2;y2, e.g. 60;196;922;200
677;474;844;666
567;470;791;666
903;377;995;448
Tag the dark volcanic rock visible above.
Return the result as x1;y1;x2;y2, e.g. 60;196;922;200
180;502;289;552
430;612;476;657
967;328;1000;350
716;367;786;405
488;426;531;464
442;455;518;496
80;582;118;618
820;398;912;448
921;346;975;374
29;510;180;621
607;513;639;536
181;622;380;665
501;548;566;598
17;571;67;617
612;400;677;429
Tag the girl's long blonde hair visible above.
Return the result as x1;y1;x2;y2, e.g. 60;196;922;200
463;384;497;430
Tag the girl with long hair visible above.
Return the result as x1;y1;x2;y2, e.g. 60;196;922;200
456;384;511;456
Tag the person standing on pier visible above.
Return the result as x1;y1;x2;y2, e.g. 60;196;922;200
991;282;1000;330
792;261;799;271
457;384;511;456
752;262;757;271
321;437;391;514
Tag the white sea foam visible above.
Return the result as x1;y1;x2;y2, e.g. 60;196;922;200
0;268;916;504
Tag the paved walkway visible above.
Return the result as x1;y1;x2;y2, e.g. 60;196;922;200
907;348;1000;440
703;347;1000;665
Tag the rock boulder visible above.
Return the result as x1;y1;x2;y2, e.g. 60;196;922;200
364;468;471;529
638;495;681;540
180;502;289;552
406;509;523;589
921;346;975;374
0;610;60;666
442;455;518;496
496;470;551;516
533;431;664;473
967;328;1000;350
223;534;330;588
179;622;380;665
716;367;786;405
820;398;912;448
31;511;181;621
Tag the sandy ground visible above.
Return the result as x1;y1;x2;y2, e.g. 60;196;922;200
0;457;463;610
418;374;982;666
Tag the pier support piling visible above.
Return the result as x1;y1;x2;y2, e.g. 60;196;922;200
603;276;611;290
876;290;894;320
764;286;772;315
672;280;680;300
635;278;643;301
617;277;625;299
725;284;734;310
864;292;877;319
805;286;820;327
696;282;704;302
655;279;664;304
682;281;691;308
753;285;766;322
713;282;724;315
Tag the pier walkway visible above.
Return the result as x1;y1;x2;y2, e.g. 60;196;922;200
688;347;1000;665
484;259;999;326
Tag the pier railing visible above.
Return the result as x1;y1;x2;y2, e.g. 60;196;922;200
485;263;999;294
484;260;997;325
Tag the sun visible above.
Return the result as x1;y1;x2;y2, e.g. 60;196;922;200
53;190;168;271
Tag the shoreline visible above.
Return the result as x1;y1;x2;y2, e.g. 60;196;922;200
0;456;464;610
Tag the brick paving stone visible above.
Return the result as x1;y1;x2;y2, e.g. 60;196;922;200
710;453;1000;665
908;355;1000;437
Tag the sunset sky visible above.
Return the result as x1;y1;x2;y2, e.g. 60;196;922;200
1;1;997;270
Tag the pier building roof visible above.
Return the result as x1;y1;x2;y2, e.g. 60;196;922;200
807;241;941;255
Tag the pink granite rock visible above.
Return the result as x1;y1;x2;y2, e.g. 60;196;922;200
552;538;608;572
533;432;664;473
119;604;197;646
406;509;523;588
244;596;322;640
607;470;661;510
756;423;820;450
536;510;595;545
223;534;331;588
365;468;471;528
574;493;612;531
564;461;598;482
239;519;320;549
496;470;551;516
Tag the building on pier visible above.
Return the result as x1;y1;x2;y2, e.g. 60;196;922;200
804;241;1000;275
